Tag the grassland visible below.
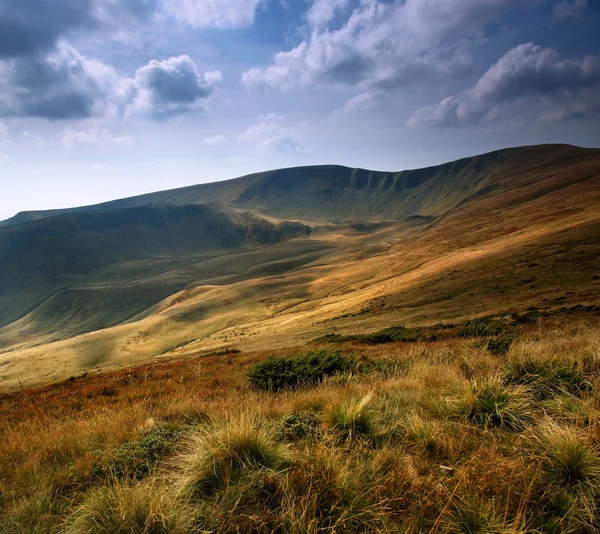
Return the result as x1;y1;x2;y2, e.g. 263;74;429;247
1;311;599;533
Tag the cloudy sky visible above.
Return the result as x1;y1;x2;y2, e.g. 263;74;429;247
1;0;599;220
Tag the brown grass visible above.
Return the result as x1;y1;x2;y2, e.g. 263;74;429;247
0;314;599;532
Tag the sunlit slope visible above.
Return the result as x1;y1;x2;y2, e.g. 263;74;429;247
1;144;598;390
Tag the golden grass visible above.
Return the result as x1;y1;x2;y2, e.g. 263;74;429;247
0;315;599;532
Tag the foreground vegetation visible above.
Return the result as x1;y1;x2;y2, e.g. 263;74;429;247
1;313;599;533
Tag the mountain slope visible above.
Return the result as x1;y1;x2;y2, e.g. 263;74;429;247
0;144;599;390
4;144;595;228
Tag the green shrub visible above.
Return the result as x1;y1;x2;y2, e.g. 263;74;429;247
274;411;322;442
486;334;515;355
459;318;506;338
457;377;533;431
313;325;422;345
248;350;354;392
93;427;182;481
505;357;591;400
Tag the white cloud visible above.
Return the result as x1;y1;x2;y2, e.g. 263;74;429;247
62;125;136;148
408;43;600;128
554;0;587;22
239;114;301;155
202;134;226;145
162;0;265;29
243;0;527;92
332;91;379;116
307;0;349;29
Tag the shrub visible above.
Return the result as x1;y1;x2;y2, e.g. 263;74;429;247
459;318;506;338
93;426;183;481
66;483;192;534
505;356;591;400
177;417;288;498
274;411;322;442
313;325;422;345
486;334;515;356
325;395;375;442
248;350;354;392
457;377;533;431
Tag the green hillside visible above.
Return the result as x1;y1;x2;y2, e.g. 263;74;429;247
4;144;594;228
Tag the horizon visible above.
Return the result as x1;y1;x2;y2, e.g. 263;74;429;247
2;141;597;221
1;0;600;221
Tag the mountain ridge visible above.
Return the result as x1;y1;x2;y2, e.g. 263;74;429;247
3;143;596;228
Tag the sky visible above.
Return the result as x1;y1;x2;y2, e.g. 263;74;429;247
1;0;599;221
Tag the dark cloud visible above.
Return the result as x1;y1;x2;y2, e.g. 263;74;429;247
0;45;117;120
128;56;222;120
0;0;96;58
409;43;600;128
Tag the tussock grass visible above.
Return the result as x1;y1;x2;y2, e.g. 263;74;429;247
448;498;508;534
2;317;600;533
324;394;376;442
456;376;534;431
176;415;288;498
65;482;192;534
533;422;600;497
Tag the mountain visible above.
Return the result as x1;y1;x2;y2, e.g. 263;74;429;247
0;143;599;390
5;144;596;228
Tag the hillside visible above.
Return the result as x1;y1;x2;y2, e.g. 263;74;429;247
0;144;599;390
4;144;595;228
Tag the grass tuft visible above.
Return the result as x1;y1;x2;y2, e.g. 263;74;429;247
325;394;376;442
533;422;600;497
65;483;192;534
457;376;533;431
177;416;288;498
448;498;508;534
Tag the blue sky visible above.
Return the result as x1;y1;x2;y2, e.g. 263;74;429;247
1;0;599;220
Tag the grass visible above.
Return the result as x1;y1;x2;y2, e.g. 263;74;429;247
1;315;600;533
177;416;289;498
324;394;376;442
65;482;193;534
456;376;534;431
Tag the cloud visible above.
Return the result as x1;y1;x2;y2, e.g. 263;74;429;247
202;134;226;145
554;0;587;22
408;43;600;128
62;125;135;148
0;0;96;58
243;0;526;91
127;56;222;120
332;91;379;116
0;42;126;120
307;0;349;29
239;114;301;154
162;0;266;29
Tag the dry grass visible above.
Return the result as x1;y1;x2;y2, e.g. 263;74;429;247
1;315;599;533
